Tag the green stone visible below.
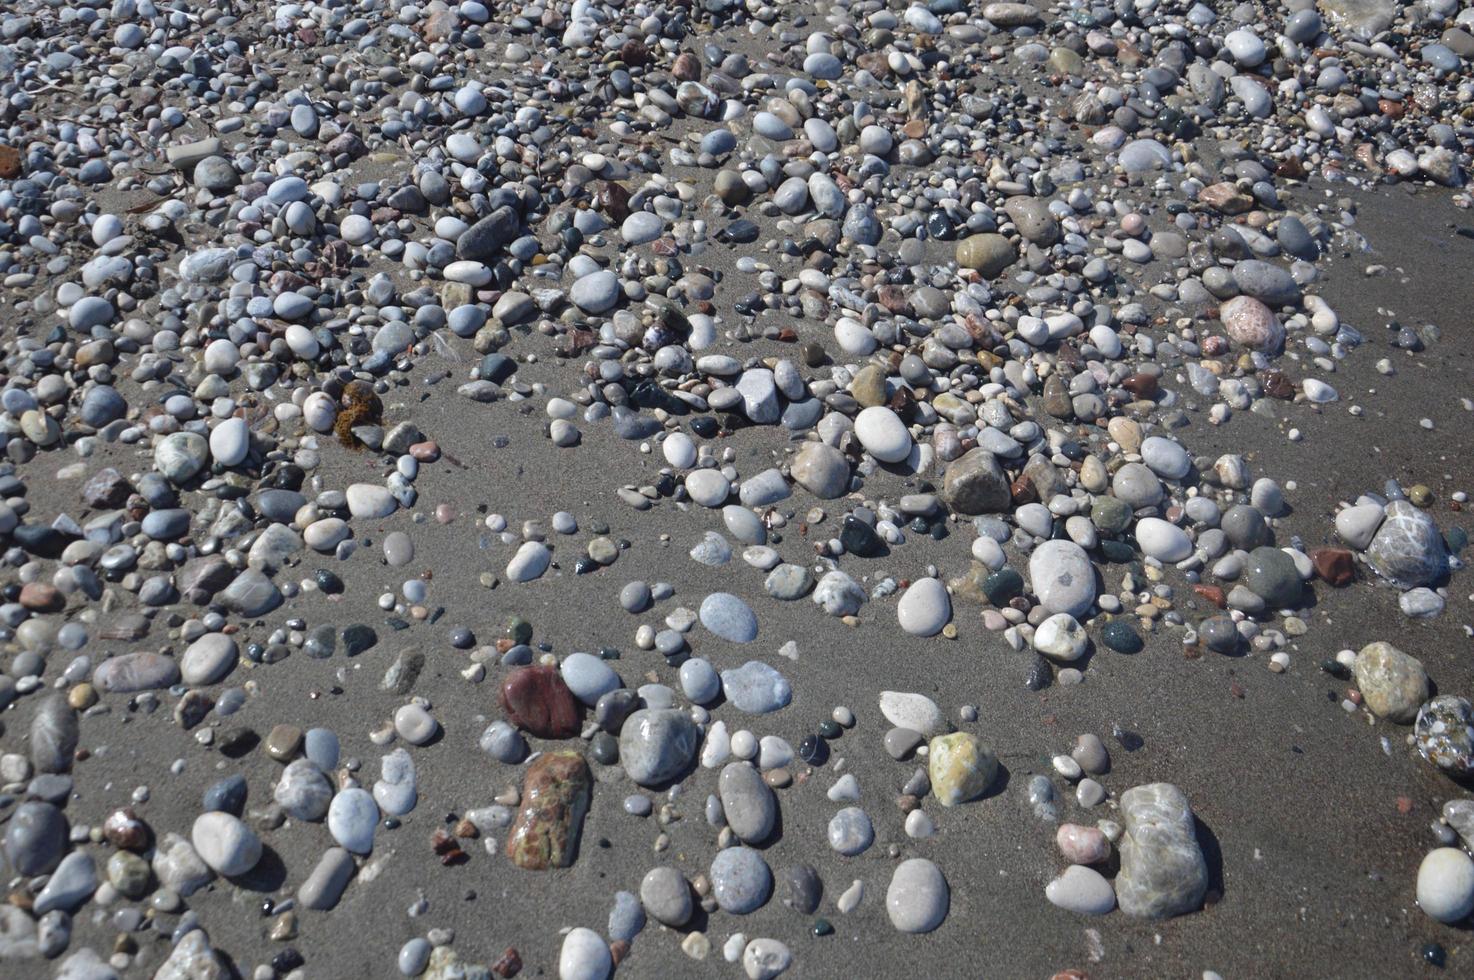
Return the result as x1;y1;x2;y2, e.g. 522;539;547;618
1099;540;1135;564
981;567;1023;605
1090;496;1132;535
812;918;834;937
108;851;152;898
955;233;1016;278
1244;546;1302;608
1445;527;1468;554
1100;620;1143;654
817;720;842;739
504;616;533;645
1049;47;1084;74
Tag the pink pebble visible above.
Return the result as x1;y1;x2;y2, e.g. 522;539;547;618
1120;213;1145;236
1056;823;1111;865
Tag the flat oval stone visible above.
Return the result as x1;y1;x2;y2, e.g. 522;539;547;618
93;652;180;693
854;406;912;464
1045;865;1116;915
700;592;758;643
327;788;379;854
180;633;238;686
886;858;948;933
896;577;950;636
560;652;622;705
719;763;777;844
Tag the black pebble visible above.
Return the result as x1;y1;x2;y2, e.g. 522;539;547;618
798;734;828;765
1024;655;1052;691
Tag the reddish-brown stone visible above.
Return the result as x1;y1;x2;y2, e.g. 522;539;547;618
671;52;700;81
19;583;63;612
1261;369;1295;400
1009;474;1038;506
505;751;591;870
500;666;580;739
491;948;523;978
1192;584;1227;608
1120;373;1159;399
1311;547;1355;587
103;807;151;851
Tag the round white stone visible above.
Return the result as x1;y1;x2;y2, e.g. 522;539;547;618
1029;540;1096;617
663;432;697;469
559;927;612;980
1033;613;1088;662
886;858;948;933
191;812;262;877
1135;517;1193;562
685;469;731;507
896;577;950;637
506;541;552;583
1417;847;1474;924
209;417;249;467
854;406;911;464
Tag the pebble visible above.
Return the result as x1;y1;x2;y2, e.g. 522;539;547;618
886;859;949;933
620;710;700;786
559;927;612;980
1115;784;1208;919
720;763;778;844
721;661;792;714
0;0;1463;972
897;578;951;636
710;846;774;914
190;812;262;877
327;789;379;854
827;807;875;856
929;733;998;805
1045;866;1117;915
701;592;759;643
1410;837;1474;925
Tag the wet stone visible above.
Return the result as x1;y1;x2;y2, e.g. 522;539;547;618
500;666;581;739
506;751;592;870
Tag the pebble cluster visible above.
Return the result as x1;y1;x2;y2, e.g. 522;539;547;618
1;0;1473;977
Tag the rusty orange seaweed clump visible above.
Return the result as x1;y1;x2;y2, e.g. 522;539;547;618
334;380;382;448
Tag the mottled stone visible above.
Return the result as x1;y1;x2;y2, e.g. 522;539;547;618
1353;641;1429;723
1115;783;1208;919
505;751;592;870
928;733;998;805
